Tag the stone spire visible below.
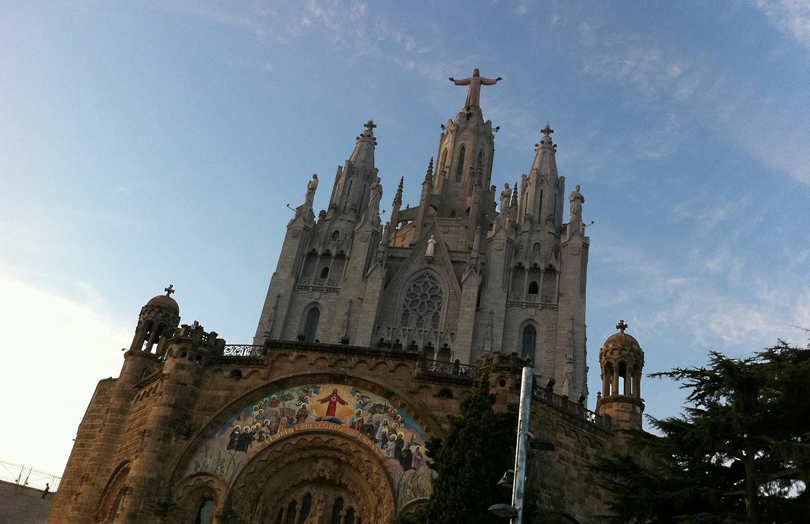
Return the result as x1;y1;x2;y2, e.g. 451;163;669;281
530;124;559;176
424;157;434;183
349;120;377;169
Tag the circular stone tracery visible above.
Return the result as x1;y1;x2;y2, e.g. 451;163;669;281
401;274;443;329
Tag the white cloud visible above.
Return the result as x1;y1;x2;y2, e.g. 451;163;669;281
751;0;810;48
0;277;129;476
575;21;810;185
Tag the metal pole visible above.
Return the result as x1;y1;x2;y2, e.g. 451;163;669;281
511;366;533;524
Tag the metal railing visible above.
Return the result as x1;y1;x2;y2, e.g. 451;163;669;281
222;345;265;357
531;384;609;430
423;359;476;378
0;459;61;492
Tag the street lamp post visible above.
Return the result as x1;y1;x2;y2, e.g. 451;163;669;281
510;366;533;524
489;366;554;523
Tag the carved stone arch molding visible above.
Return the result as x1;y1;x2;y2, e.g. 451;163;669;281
169;373;441;522
229;429;396;524
95;460;131;523
171;473;228;523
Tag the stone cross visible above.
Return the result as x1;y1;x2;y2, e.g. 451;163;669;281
616;320;628;332
164;285;175;296
541;124;554;137
364;120;376;132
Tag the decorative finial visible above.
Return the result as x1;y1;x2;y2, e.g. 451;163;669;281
364;120;377;133
616;320;628;332
398;176;404;192
164;284;175;297
426;157;434;180
541;124;554;137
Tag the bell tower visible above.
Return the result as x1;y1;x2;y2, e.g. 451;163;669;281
597;320;645;430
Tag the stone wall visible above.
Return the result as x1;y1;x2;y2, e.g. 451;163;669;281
0;480;54;524
50;341;624;524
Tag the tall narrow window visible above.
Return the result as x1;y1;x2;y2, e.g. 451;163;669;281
298;494;312;524
477;150;484;168
304;308;320;342
343;180;353;212
284;502;297;524
194;499;215;524
330;498;344;524
553;192;557;218
538;189;543;217
521;325;536;361
320;266;330;279
528;281;539;295
455;145;466;182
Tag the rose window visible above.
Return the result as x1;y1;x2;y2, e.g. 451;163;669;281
400;274;443;329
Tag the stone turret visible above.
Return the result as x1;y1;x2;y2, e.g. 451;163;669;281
128;285;181;356
597;320;645;430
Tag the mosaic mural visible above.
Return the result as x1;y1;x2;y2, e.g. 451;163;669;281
185;384;433;509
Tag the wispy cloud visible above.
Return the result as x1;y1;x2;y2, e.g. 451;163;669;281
751;0;810;48
574;18;810;185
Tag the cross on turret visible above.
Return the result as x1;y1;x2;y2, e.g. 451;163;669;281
364;120;376;132
164;284;175;297
616;319;628;332
541;124;554;137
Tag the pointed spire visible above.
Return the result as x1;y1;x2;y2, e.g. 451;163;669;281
510;181;518;207
530;122;559;176
393;176;404;204
349;120;377;168
425;157;434;183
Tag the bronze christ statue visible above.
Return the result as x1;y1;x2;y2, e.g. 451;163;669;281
449;68;502;110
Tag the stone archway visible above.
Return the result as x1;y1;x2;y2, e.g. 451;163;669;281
227;427;396;524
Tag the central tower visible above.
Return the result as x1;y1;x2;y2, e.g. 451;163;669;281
254;70;591;401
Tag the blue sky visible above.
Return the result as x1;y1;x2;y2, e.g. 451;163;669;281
1;0;809;476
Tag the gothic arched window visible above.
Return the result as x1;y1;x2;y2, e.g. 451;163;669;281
455;145;466;182
303;308;320;342
528;281;539;295
522;325;536;360
320;266;330;279
400;274;443;330
194;499;215;524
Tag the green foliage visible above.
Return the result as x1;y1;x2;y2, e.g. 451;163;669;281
397;372;517;524
592;342;810;524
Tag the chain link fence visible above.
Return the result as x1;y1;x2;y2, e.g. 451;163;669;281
0;459;61;492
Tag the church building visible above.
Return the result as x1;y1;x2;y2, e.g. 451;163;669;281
48;70;647;524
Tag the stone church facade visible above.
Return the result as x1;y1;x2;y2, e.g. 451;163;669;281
48;75;647;524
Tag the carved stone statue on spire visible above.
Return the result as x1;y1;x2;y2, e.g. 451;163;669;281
449;68;502;110
499;183;511;213
305;174;319;206
569;184;584;221
368;175;383;218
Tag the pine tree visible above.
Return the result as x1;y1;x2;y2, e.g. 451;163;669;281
592;342;810;524
398;371;517;524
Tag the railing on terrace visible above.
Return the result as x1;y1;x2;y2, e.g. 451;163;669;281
531;383;609;430
222;345;265;357
422;359;476;379
0;458;61;492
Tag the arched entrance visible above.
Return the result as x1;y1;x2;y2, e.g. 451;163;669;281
228;428;396;524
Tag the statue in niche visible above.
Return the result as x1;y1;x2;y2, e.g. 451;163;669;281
425;235;437;260
368;175;383;217
305;174;319;206
569;184;584;221
499;183;511;213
